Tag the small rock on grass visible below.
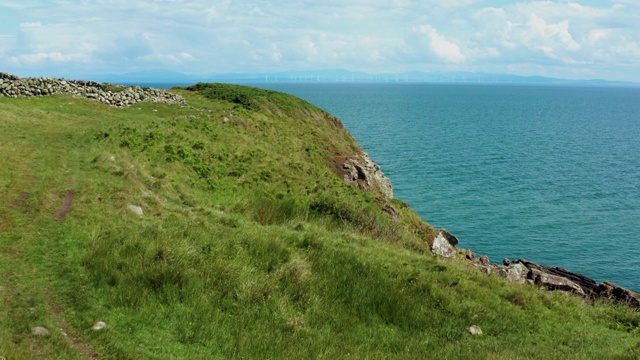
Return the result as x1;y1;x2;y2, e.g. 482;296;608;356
468;325;483;335
31;326;50;335
128;204;143;216
92;321;106;330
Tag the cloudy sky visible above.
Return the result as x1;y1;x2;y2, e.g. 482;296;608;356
1;0;639;82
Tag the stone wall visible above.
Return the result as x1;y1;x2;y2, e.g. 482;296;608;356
0;72;185;107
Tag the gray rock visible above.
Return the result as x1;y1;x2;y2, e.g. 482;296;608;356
31;326;50;335
461;248;476;261
468;325;483;335
128;204;143;216
92;321;106;330
440;229;459;246
532;271;586;296
478;255;490;267
498;262;529;284
431;232;456;258
342;152;393;199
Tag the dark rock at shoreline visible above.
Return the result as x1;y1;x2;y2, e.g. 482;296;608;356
430;230;640;309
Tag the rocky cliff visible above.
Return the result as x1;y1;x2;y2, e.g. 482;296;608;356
432;230;640;308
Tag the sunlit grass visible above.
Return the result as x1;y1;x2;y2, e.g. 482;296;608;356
0;87;639;359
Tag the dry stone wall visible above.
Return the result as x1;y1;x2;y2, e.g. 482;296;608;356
0;72;185;107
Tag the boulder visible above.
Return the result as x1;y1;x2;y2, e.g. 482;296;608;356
31;326;50;336
440;229;459;246
498;262;529;284
460;248;476;261
516;259;597;296
128;204;144;216
342;152;393;199
478;255;490;267
468;325;483;335
431;232;456;258
530;270;586;296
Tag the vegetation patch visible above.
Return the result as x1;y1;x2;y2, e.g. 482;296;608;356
0;84;639;359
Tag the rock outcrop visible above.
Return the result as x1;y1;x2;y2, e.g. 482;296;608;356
0;72;185;107
431;231;457;258
341;152;393;199
431;228;640;309
454;248;640;308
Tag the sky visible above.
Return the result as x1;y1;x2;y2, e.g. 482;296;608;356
0;0;639;82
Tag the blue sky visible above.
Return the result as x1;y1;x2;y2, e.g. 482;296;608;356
1;0;639;82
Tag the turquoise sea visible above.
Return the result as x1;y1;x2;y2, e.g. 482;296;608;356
251;83;640;291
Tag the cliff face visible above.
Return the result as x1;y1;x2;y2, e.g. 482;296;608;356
340;152;393;199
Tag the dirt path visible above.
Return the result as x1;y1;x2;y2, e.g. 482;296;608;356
48;303;101;359
53;190;76;221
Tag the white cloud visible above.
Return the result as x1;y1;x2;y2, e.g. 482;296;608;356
0;0;638;81
411;25;465;63
588;29;612;46
20;22;42;28
8;51;89;66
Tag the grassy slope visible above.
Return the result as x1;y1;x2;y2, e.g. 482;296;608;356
1;85;639;359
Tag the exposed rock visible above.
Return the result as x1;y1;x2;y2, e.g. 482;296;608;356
341;152;393;199
92;321;106;330
0;72;20;81
128;204;144;216
498;262;529;284
485;258;640;308
468;325;483;335
531;271;586;296
431;232;456;258
31;326;50;336
517;259;598;296
440;229;459;246
478;255;490;267
460;248;476;261
595;282;640;308
468;254;494;274
380;202;399;224
405;210;640;309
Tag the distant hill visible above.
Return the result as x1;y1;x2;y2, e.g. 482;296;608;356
94;69;639;87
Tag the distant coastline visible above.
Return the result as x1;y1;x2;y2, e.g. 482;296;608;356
76;69;640;88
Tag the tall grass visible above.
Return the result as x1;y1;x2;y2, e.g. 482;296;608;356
1;88;639;359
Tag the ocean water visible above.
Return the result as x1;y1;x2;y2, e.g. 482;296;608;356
252;83;640;291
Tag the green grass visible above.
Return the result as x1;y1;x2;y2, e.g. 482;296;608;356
1;86;639;359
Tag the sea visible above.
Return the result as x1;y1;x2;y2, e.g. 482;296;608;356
154;81;640;291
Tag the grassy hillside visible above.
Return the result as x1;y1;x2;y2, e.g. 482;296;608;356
1;84;639;359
